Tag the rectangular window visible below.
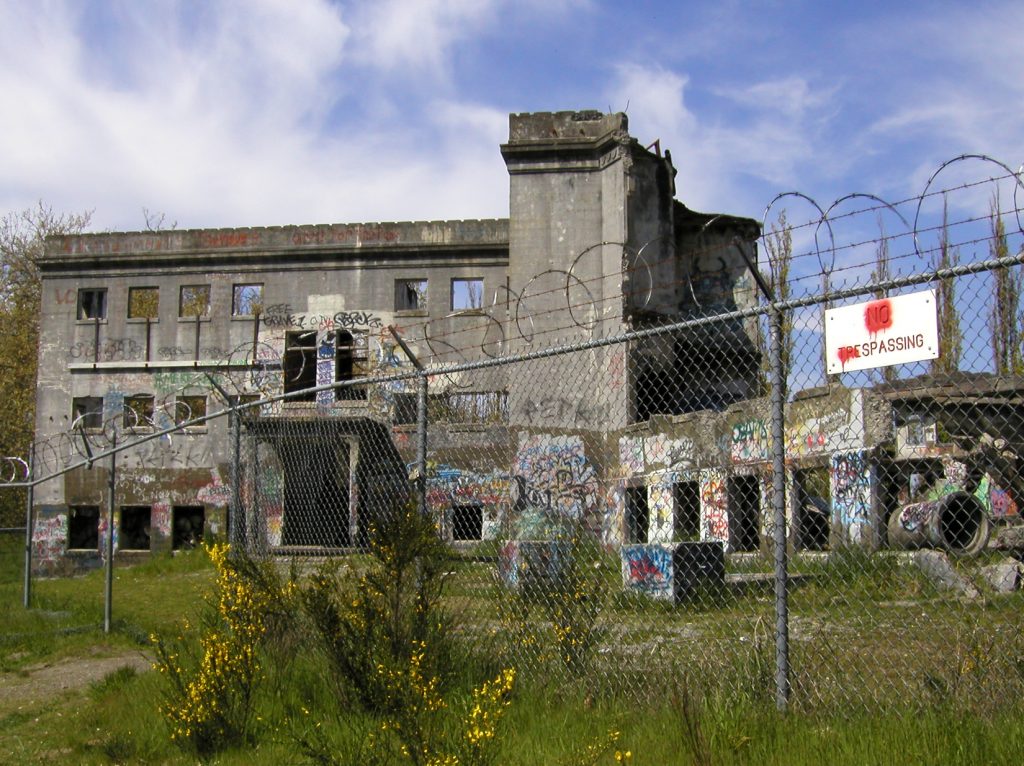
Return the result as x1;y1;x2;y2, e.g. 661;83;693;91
179;285;211;317
68;506;100;550
625;486;650;544
127;287;159;319
283;331;317;401
727;475;761;552
72;396;103;431
77;288;107;320
175;395;207;427
673;481;701;541
119;506;151;551
451;278;483;311
123;394;154;429
451;503;483;541
232;284;263;316
395;279;427;312
172;506;205;550
335;330;368;401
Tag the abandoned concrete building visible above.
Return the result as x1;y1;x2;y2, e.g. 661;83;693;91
30;110;1018;591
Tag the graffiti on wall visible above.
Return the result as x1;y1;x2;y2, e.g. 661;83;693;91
34;512;67;564
830;450;872;543
618;436;644;476
700;469;729;543
645;434;695;470
151;502;171;542
622;545;673;599
731;419;768;463
514;434;598;524
786;409;856;459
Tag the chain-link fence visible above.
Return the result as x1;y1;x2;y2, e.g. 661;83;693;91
13;158;1024;714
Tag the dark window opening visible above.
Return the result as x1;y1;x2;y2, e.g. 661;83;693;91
636;338;760;421
124;394;154;429
794;467;831;551
72;396;103;431
283;331;317;400
428;391;509;424
395;279;427;311
282;441;350;547
127;287;159;319
335;330;368;401
77;288;107;320
451;504;483;541
626;486;650;544
68;506;100;550
394;393;417;425
673;481;701;541
173;506;205;550
727;475;761;552
120;506;151;551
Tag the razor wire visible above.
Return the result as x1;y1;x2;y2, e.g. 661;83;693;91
9;152;1024;714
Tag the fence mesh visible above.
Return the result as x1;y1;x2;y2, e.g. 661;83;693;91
13;158;1024;714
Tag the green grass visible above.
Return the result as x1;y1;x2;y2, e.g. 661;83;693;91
2;533;1024;764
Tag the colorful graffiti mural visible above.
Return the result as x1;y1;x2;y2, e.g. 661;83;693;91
830;450;873;544
621;544;674;600
731;419;768;463
618;436;644;476
514;434;598;523
700;469;729;543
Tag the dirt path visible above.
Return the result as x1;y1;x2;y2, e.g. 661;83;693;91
0;650;153;716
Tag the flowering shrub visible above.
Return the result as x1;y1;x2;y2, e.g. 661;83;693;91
153;543;294;755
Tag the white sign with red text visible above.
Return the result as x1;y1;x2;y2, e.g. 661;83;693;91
825;289;939;374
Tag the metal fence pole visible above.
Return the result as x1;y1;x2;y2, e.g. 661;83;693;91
22;443;35;609
231;409;245;551
104;439;116;634
769;306;790;710
416;372;428;516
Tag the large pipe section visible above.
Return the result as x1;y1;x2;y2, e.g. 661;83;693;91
888;492;990;556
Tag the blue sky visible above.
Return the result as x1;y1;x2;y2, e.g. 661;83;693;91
1;0;1022;242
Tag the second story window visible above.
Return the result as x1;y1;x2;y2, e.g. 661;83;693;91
77;288;107;320
175;394;207;427
179;285;210;318
395;279;427;312
123;394;154;429
127;287;159;319
451;278;483;312
71;396;103;431
232;284;263;316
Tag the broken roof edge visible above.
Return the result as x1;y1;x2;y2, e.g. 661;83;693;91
43;218;511;260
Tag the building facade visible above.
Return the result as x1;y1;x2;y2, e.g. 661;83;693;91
35;109;1006;579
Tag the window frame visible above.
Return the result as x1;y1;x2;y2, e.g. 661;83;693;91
127;286;160;320
76;288;108;321
178;284;211;319
450;277;484;312
232;283;263;317
123;394;155;430
174;394;208;428
71;396;104;431
395;278;428;313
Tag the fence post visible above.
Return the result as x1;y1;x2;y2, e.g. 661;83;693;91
22;443;35;608
104;438;116;634
416;372;428;517
769;306;790;710
231;408;245;552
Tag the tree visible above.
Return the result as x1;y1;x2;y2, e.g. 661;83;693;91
988;194;1022;375
0;203;91;525
758;210;794;395
931;196;961;375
